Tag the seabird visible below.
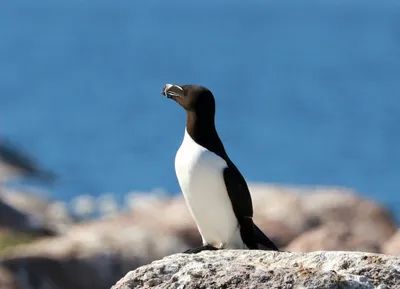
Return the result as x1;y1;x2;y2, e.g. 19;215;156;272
162;84;279;253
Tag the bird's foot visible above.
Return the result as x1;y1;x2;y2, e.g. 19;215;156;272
183;245;219;254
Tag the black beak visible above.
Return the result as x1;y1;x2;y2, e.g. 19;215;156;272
161;84;183;99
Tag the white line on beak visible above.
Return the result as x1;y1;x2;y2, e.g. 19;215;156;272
164;84;183;98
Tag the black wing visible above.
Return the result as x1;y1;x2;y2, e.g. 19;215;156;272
223;164;258;249
205;133;278;250
223;163;279;251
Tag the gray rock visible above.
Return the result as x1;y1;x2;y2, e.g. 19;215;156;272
1;216;189;289
112;250;400;289
285;223;381;253
383;230;400;257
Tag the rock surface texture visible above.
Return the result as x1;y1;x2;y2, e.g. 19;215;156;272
113;250;400;289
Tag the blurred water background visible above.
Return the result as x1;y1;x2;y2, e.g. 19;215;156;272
0;1;399;219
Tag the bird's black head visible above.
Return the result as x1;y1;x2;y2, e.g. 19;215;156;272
161;83;226;155
161;84;215;118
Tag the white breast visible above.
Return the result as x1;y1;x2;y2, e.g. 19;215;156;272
174;129;245;249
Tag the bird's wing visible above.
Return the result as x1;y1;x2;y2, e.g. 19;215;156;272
222;165;257;248
222;165;253;219
223;164;279;251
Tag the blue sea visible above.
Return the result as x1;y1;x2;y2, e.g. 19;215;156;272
1;1;400;218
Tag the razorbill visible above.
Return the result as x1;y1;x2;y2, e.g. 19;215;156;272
162;84;279;253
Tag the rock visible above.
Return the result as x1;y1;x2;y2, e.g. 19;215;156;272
249;183;397;251
0;265;18;289
252;219;295;248
300;188;396;244
0;198;57;237
286;222;381;253
1;256;101;289
383;230;400;256
1;214;189;289
0;188;50;220
112;250;400;289
0;187;72;236
249;183;308;235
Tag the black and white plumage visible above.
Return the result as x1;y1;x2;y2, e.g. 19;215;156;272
162;84;278;253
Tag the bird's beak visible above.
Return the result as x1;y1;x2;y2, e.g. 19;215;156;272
161;84;184;98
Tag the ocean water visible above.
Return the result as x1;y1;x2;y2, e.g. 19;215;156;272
0;1;400;218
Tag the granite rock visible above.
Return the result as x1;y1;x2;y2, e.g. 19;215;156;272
113;250;400;289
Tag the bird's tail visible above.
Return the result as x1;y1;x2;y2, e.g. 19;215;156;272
254;224;279;251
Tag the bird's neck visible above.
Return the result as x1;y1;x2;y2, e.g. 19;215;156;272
186;112;227;158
